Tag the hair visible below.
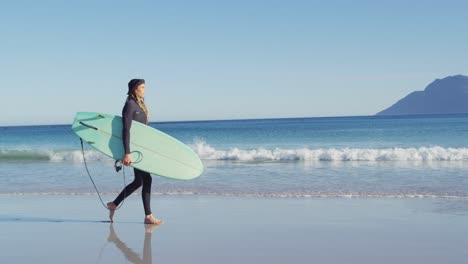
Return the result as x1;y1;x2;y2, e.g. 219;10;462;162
128;92;149;123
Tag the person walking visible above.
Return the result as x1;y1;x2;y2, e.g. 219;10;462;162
107;79;163;225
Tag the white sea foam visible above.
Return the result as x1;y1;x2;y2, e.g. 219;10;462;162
190;140;468;162
2;141;468;162
0;149;112;162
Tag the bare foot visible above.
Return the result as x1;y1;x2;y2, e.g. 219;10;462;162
144;214;164;225
107;202;117;223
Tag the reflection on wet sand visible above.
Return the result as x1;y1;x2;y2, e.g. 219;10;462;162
105;223;159;264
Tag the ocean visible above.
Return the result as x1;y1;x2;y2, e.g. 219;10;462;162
1;114;468;199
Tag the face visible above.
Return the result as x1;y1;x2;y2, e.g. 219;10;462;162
134;83;145;99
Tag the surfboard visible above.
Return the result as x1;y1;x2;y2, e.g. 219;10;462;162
71;112;203;180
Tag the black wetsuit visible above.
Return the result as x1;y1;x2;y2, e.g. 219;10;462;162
113;97;152;215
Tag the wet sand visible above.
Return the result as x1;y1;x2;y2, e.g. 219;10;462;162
0;195;467;263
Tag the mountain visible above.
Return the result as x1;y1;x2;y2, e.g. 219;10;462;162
377;75;468;116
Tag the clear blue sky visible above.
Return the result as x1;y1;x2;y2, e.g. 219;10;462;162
1;0;468;125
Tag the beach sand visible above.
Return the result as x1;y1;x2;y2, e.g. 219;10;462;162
0;195;467;263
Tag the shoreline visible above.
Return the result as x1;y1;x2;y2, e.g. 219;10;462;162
1;192;468;200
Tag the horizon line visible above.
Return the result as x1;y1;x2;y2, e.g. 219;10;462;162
2;112;468;128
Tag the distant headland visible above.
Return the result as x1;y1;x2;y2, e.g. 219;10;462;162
377;75;468;116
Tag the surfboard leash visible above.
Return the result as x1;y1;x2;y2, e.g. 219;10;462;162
80;138;126;211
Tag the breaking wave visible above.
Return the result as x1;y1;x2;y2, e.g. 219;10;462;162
0;149;112;162
191;141;468;162
2;141;468;162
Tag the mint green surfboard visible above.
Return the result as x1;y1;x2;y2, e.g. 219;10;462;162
71;112;203;180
